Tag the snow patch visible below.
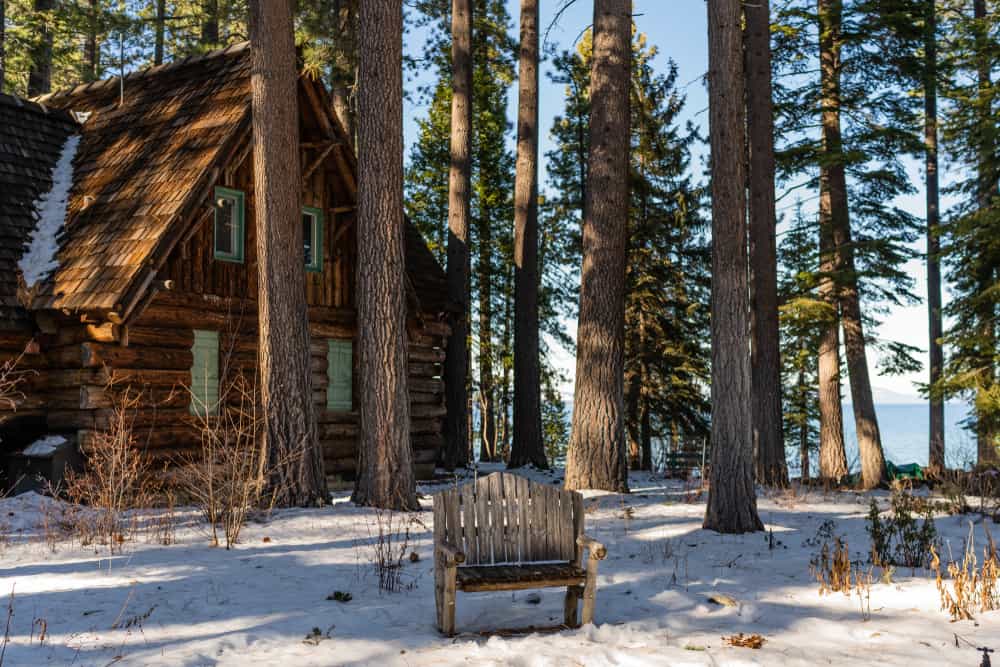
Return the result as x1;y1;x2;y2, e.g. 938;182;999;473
21;435;66;458
19;134;80;288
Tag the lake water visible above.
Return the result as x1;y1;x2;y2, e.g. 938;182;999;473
833;402;975;473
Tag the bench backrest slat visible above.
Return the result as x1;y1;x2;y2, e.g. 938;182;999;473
435;472;583;565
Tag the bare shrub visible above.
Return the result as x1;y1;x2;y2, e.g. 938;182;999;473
63;385;151;552
0;346;33;419
178;371;270;549
365;510;422;593
931;523;1000;621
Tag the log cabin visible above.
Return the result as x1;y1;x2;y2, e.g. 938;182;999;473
0;42;449;487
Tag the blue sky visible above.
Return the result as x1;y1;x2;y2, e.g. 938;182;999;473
402;0;934;402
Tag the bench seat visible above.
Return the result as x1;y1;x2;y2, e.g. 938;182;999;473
456;563;586;592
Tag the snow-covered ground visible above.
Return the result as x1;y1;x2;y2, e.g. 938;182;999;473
0;465;996;666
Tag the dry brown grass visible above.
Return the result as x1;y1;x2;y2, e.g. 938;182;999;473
931;522;1000;621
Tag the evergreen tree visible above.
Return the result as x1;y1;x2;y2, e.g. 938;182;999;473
546;32;710;474
938;0;1000;465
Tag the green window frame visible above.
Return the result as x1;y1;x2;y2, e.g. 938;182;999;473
190;329;220;416
303;206;324;273
213;187;245;263
327;339;353;411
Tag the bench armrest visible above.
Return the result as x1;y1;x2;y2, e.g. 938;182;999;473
436;542;466;566
576;534;607;560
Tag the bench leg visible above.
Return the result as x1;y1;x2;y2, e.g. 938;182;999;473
440;564;457;636
564;585;581;627
581;557;600;625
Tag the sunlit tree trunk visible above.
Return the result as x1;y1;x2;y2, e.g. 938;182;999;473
443;0;473;471
510;0;547;469
352;0;418;510
819;0;885;490
703;0;763;533
924;0;944;472
565;0;631;493
248;0;327;507
816;0;849;485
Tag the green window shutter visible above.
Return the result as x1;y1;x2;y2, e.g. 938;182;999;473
213;187;245;263
190;330;220;416
327;339;353;411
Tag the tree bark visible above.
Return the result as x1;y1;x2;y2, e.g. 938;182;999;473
1;0;6;94
154;0;166;65
973;0;998;466
201;0;219;48
816;0;848;484
702;0;763;533
745;0;787;488
352;0;418;510
442;0;473;471
819;0;885;490
27;0;54;97
84;0;100;82
798;367;810;482
924;0;944;472
331;0;357;144
247;0;327;507
478;214;496;462
509;0;547;470
564;0;631;493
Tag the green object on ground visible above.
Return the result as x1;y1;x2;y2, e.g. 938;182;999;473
886;461;925;481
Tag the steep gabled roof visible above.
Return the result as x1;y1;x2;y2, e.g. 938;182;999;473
0;94;79;330
30;42;253;316
7;42;447;322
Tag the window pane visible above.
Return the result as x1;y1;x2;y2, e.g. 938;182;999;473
303;213;314;266
215;197;235;256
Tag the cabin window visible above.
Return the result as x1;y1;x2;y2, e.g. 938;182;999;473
327;339;353;411
303;206;323;272
190;329;220;416
213;187;245;263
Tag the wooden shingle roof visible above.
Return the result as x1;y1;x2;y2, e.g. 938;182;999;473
30;42;253;316
6;41;447;321
0;94;79;330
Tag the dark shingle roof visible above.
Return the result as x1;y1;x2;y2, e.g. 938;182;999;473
1;42;446;321
0;94;79;330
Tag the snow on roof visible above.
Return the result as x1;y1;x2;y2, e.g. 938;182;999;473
18;134;80;288
21;435;67;458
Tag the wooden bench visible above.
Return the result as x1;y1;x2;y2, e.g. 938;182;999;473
432;472;607;636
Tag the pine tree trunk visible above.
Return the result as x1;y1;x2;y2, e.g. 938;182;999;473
247;0;327;507
816;0;848;484
27;0;54;97
640;393;652;471
509;0;547;469
819;0;885;490
798;365;811;481
564;0;630;493
202;0;219;48
745;0;787;488
477;186;496;461
443;0;473;471
500;265;513;461
626;379;641;470
924;0;944;472
703;0;763;533
154;0;166;65
85;0;99;82
331;0;357;144
352;0;418;510
972;0;998;466
1;0;6;93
